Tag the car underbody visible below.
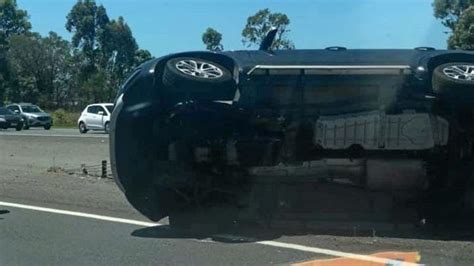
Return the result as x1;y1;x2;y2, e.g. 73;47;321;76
111;49;474;227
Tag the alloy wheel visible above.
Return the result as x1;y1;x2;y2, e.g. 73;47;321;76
175;59;223;79
442;65;474;81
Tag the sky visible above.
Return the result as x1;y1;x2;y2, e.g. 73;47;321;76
17;0;449;57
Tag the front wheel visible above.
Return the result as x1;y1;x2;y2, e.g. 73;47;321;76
44;124;51;130
162;57;236;100
78;122;88;134
432;63;474;106
15;124;22;131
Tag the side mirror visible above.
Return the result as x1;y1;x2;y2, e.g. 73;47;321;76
98;111;104;116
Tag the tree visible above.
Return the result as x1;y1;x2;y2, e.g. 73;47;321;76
433;0;473;30
242;8;294;50
448;6;474;49
65;2;149;103
106;17;138;79
433;0;473;48
0;0;31;41
42;32;73;107
0;0;31;102
65;0;110;70
202;27;223;51
7;32;72;107
7;33;45;103
134;49;153;66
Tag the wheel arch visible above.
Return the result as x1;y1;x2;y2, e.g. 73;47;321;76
151;52;239;104
427;53;474;72
427;53;474;81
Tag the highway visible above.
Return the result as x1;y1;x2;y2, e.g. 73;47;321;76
1;128;473;265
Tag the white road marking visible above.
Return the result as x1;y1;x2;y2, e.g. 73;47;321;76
0;201;158;227
0;132;108;138
0;201;422;266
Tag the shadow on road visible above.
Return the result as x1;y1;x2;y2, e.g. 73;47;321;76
132;224;282;243
131;214;474;243
0;209;10;220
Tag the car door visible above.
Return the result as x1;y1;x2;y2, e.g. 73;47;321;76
95;106;107;129
7;105;21;115
85;106;100;129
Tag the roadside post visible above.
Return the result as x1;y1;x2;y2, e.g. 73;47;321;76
101;160;107;178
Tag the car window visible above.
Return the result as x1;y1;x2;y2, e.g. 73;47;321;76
105;105;114;114
7;105;20;112
21;105;42;113
97;106;106;114
0;107;14;115
87;106;98;114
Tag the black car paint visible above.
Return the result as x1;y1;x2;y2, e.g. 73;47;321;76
112;48;474;221
138;48;474;82
0;108;23;129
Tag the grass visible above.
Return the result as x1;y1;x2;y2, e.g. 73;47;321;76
49;109;80;128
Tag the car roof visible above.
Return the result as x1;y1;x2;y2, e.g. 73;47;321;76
88;103;113;106
8;103;37;107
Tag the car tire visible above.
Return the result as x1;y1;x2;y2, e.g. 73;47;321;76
162;57;236;100
44;124;51;130
79;122;88;134
104;122;110;134
23;123;29;130
432;63;474;105
15;124;22;131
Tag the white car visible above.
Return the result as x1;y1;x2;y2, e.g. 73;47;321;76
78;103;114;134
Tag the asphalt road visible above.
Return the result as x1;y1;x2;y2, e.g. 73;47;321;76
1;128;473;265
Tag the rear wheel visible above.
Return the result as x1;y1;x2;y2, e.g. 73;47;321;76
78;122;88;134
44;124;51;130
15;124;22;131
162;57;236;100
104;122;110;134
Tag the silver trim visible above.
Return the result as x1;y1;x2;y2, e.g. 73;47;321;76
246;65;412;75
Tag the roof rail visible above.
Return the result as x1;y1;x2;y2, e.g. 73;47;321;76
247;65;412;75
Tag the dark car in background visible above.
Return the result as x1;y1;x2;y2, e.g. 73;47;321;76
6;103;52;130
110;31;474;227
0;107;24;131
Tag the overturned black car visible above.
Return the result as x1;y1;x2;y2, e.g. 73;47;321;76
110;33;474;227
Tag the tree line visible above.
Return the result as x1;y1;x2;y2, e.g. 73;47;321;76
203;2;474;51
0;0;152;110
1;1;473;110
